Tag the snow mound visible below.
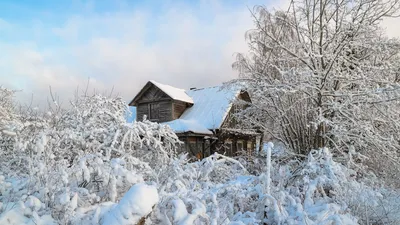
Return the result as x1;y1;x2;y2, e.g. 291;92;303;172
101;183;159;225
0;200;55;225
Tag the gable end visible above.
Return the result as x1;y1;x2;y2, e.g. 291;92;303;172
129;82;172;106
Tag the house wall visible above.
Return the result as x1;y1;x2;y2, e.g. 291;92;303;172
215;135;257;157
137;101;173;122
176;135;211;160
177;132;258;159
221;91;251;129
172;100;188;119
221;137;256;156
135;85;174;122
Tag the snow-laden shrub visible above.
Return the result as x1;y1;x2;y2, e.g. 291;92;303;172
0;197;56;225
143;147;362;225
46;94;178;166
0;87;24;171
0;87;18;132
238;144;400;225
334;179;400;225
1;89;398;225
0;93;181;224
153;153;252;225
100;183;159;225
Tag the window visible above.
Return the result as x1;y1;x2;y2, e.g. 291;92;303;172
224;141;233;156
237;141;244;151
247;141;253;155
148;103;159;120
233;104;241;114
189;141;202;160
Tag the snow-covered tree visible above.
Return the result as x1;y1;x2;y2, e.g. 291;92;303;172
233;0;400;186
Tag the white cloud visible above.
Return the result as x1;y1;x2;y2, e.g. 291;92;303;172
1;0;398;108
2;1;265;107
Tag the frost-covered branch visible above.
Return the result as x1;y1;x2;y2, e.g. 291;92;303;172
232;0;400;187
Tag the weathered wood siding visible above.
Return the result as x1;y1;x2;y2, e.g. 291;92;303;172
176;135;211;160
221;91;251;128
136;85;174;122
158;101;172;121
172;101;188;119
136;101;173;122
177;135;258;159
136;104;149;121
136;85;170;104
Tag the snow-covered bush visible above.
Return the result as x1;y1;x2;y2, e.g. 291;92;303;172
0;196;56;225
100;183;159;225
334;180;400;225
1;88;399;225
153;153;254;224
46;94;178;166
0;87;24;171
142;146;366;225
0;92;181;224
253;146;360;224
0;87;18;132
238;144;400;225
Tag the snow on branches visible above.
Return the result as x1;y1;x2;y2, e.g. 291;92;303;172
0;91;180;224
0;87;399;224
232;0;400;186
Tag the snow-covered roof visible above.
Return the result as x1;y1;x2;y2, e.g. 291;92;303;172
149;80;194;104
179;85;241;130
127;81;243;134
162;119;213;135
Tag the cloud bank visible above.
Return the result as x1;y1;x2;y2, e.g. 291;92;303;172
0;0;398;108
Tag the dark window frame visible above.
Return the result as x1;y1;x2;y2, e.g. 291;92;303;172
148;103;159;121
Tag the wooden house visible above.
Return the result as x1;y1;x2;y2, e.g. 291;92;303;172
128;80;262;159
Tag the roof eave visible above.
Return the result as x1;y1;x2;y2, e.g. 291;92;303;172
128;81;153;106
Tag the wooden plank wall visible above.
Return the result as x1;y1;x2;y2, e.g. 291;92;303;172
172;101;188;119
136;85;174;122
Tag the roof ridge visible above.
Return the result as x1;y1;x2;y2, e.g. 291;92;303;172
149;80;194;104
187;85;223;91
150;80;186;91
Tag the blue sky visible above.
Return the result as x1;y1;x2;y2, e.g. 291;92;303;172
0;0;398;107
0;0;281;106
